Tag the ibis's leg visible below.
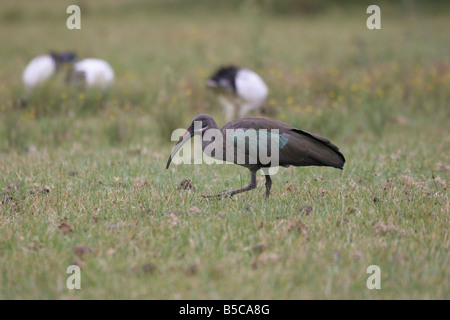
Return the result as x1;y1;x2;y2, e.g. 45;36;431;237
239;101;261;118
264;174;272;199
219;95;235;122
204;170;257;199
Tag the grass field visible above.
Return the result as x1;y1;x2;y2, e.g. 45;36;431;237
0;0;449;299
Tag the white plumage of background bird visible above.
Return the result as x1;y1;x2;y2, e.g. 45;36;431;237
68;58;114;89
22;52;77;90
206;66;268;122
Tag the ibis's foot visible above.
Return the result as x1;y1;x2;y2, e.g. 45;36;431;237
202;170;258;200
202;192;232;200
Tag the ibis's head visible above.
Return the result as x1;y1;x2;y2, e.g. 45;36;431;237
50;51;77;68
166;114;217;169
206;66;239;93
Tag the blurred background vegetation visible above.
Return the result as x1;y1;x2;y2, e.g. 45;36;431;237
0;0;448;150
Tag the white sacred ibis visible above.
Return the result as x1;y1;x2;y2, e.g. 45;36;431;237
68;58;114;89
206;66;268;121
22;52;77;90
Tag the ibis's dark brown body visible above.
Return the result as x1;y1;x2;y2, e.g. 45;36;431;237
166;114;345;199
221;117;345;170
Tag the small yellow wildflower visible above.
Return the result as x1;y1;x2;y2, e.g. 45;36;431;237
376;88;384;98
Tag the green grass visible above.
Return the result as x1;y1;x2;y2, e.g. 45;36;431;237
0;1;449;299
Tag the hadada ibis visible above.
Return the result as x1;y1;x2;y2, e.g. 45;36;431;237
166;114;345;199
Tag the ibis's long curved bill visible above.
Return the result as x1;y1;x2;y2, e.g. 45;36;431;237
206;79;217;88
166;130;192;169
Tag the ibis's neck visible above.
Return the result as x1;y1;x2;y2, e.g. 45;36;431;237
200;120;225;161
